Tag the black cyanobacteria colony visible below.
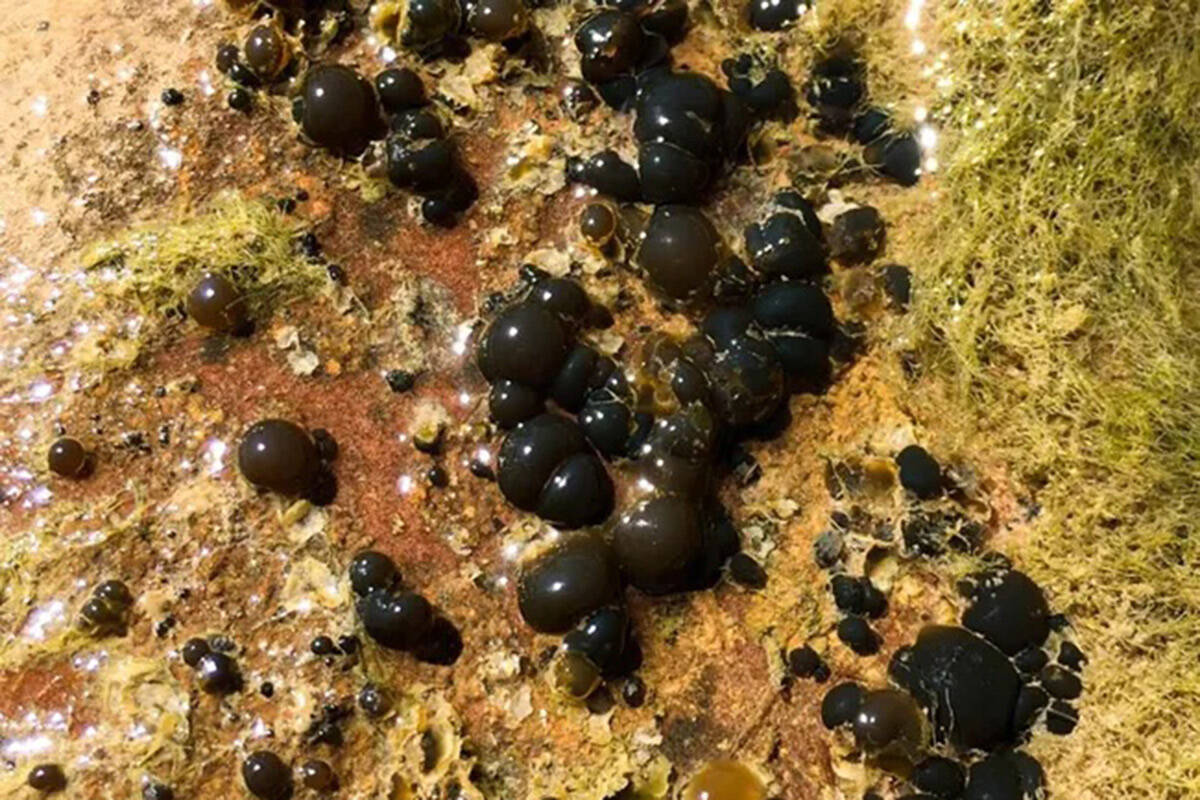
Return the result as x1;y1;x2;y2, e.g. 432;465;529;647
817;445;1086;800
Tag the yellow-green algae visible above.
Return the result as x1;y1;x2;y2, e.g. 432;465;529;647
896;2;1200;797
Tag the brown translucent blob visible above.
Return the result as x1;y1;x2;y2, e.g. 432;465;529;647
187;273;247;333
47;437;89;478
682;761;766;800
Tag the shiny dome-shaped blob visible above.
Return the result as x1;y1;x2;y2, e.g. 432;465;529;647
237;419;320;496
722;56;795;119
517;533;622;633
580;202;618;247
574;11;647;105
530;277;593;325
682;760;766;800
300;760;337;791
637;205;722;303
865;131;923;187
582;150;641;201
889;625;1021;750
852;689;926;754
349;550;400;597
821;681;863;728
634;407;716;498
895;444;942;499
375;67;426;113
466;0;529;41
478;303;570;389
187;273;247;333
744;208;825;280
295;65;384;157
497;414;613;528
244;23;289;80
963;751;1044;800
806;52;865;135
399;0;462;48
912;756;966;798
612;495;705;594
410;615;464;665
196;651;242;694
357;590;434;650
27;763;67;793
242;751;292;800
489;379;544;428
549;345;603;413
746;0;806;31
47;437;90;478
562;606;631;676
961;569;1050;656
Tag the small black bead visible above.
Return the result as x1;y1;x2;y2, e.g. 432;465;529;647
359;683;392;717
216;43;239;74
831;574;866;614
299;232;322;259
1045;700;1079;734
86;88;101;105
143;782;175;800
228;88;253;112
386;369;417;393
154;616;175;638
242;751;291;800
161;88;184;106
821;682;863;729
786;645;828;681
311;635;337;656
27;763;67;793
896;445;942;499
837;616;880;655
181;637;210;667
196;651;242;694
728;553;768;589
621;675;647;707
337;634;360;654
326;263;347;284
1039;663;1083;700
426;464;449;487
276;197;296;214
911;756;965;798
349;550;400;597
469;456;495;480
260;681;275;698
1058;640;1087;671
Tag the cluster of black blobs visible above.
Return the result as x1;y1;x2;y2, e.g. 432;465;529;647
803;445;1086;800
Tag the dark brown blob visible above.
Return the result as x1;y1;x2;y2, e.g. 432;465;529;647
47;437;90;478
196;651;242;694
300;759;337;791
181;637;210;667
637;205;722;303
357;590;434;651
244;24;289;80
580;201;618;246
237;419;320;496
552;649;602;699
852;689;926;754
27;764;67;793
295;65;384;157
612;495;704;595
821;681;863;728
376;68;426;113
186;273;247;333
242;751;291;800
467;0;529;41
477;302;570;389
517;533;622;633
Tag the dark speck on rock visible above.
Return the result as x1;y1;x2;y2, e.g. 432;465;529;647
881;264;912;309
728;553;767;589
161;88;184;106
386;369;417;393
813;530;844;569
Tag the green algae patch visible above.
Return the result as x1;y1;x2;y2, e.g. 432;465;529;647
899;3;1200;797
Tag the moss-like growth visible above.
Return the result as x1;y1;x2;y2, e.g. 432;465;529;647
899;3;1200;797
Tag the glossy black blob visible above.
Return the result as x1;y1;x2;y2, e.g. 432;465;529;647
746;0;806;31
244;24;288;80
1039;664;1083;700
853;689;925;753
228;87;253;112
143;782;175;800
821;681;863;729
489;380;544;429
547;346;599;414
575;11;645;88
349;550;399;597
387;136;454;192
638;205;722;303
296;65;384;157
400;0;462;48
238;419;320;496
853;107;891;144
963;751;1044;800
1045;700;1078;734
538;452;615;529
48;437;89;478
744;212;825;279
806;54;865;135
478;303;570;390
622;675;647;706
242;751;291;800
961;569;1050;656
641;0;688;41
866;132;923;187
837;616;880;655
787;645;829;681
693;333;786;427
613;495;705;594
896;444;942;499
890;625;1021;750
728;553;767;589
496;413;586;510
357;590;434;651
580;393;637;458
27;764;67;793
1058;640;1087;671
881;264;913;309
582;150;641;201
638;142;710;205
411;615;464;665
562;80;598;120
563;606;629;675
467;0;529;41
181;637;210;667
375;67;426;113
830;206;886;265
1013;646;1048;676
912;756;965;798
725;62;795;119
358;683;391;717
79;579;134;635
580;202;618;246
1012;684;1048;733
517;533;622;633
831;574;866;614
215;43;240;74
196;651;242;694
531;277;592;324
187;273;247;333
